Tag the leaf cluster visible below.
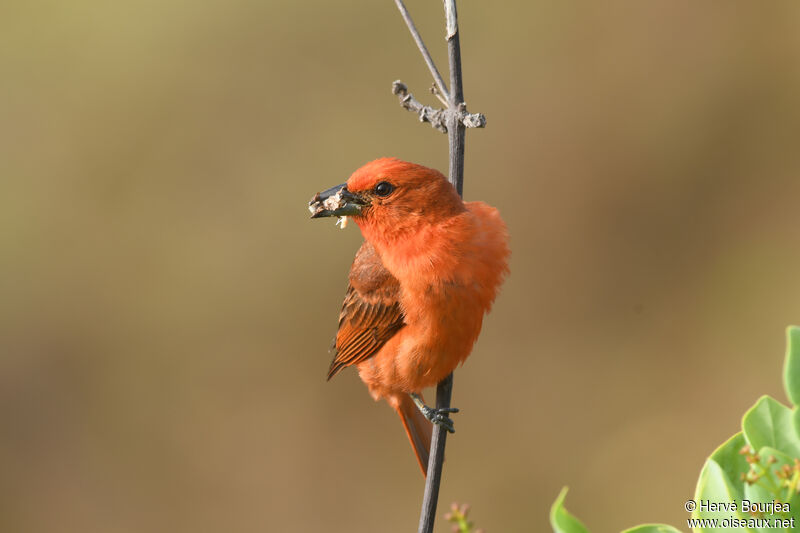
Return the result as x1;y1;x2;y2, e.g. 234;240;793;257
551;327;800;533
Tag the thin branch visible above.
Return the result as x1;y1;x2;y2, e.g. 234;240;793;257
393;0;449;98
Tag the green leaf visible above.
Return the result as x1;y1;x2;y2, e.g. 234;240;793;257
550;487;589;533
785;326;800;406
794;407;800;447
706;432;749;502
742;396;800;458
694;437;755;533
695;459;750;522
621;525;682;533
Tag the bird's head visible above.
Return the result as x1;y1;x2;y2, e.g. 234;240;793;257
308;158;464;238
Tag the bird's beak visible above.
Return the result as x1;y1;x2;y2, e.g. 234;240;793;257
308;183;367;219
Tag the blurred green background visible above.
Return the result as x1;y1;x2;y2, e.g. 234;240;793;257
2;1;800;531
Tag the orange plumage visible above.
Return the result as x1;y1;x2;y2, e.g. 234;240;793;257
311;158;509;475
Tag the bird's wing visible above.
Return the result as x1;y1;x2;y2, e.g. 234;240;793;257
327;241;404;380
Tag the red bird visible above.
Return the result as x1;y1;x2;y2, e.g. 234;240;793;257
309;158;509;475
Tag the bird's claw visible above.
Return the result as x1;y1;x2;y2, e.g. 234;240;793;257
421;406;458;433
409;392;459;433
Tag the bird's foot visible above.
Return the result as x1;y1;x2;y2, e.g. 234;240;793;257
410;393;459;433
422;405;458;433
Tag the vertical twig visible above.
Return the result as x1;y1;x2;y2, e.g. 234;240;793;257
418;2;464;533
418;373;453;533
444;0;465;197
392;1;477;532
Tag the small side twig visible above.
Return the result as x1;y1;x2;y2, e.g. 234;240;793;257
392;81;486;134
431;83;449;107
392;81;448;132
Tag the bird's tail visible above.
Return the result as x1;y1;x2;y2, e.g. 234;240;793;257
392;393;432;477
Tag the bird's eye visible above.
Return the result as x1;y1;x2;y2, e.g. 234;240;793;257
374;181;394;197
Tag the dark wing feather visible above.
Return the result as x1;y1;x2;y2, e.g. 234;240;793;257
327;242;404;380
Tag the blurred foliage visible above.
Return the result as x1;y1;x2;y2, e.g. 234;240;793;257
444;502;484;533
2;0;800;531
552;327;800;532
